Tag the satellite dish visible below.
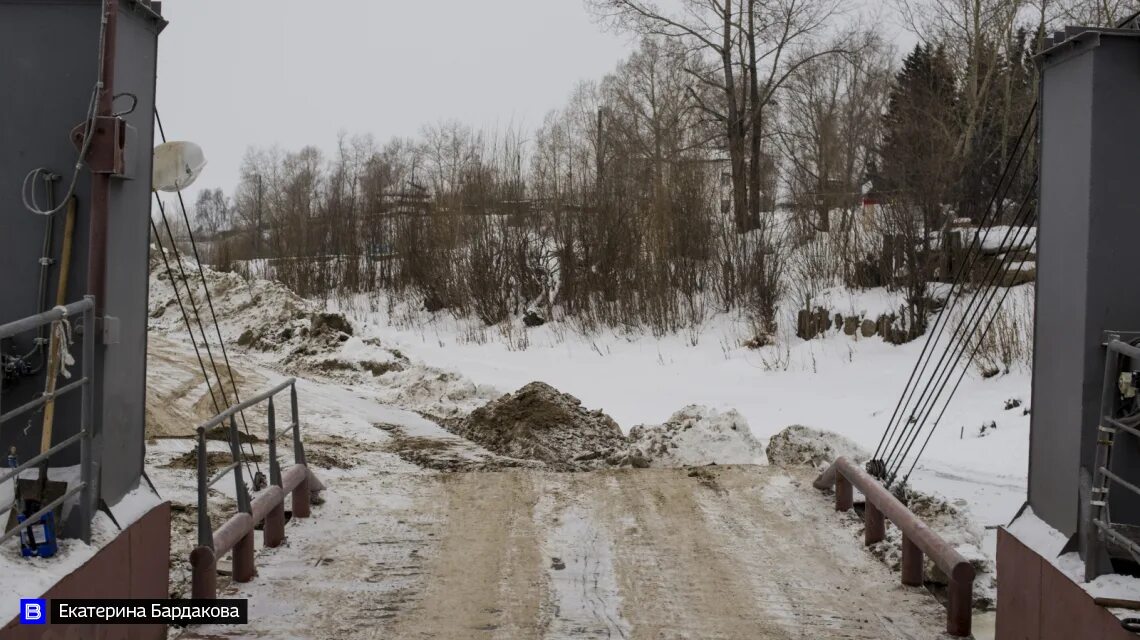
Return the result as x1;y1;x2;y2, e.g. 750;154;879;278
152;141;207;192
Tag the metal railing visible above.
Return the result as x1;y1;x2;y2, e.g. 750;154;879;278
0;296;96;545
1086;338;1140;581
816;457;976;637
190;378;312;600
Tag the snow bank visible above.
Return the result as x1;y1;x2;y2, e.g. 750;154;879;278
766;425;869;469
149;254;495;420
149;254;312;345
379;366;500;420
627;406;765;468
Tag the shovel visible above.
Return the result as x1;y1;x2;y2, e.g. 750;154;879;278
8;197;76;555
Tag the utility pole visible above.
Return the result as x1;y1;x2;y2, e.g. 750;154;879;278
254;173;263;259
596;107;605;195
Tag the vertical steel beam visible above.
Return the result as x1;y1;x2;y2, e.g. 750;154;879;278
233;530;256;583
78;297;96;543
947;575;973;636
196;426;211;549
264;502;285;548
267;396;281;487
87;0;119;316
290;383;306;465
229;415;251;514
292;471;311;519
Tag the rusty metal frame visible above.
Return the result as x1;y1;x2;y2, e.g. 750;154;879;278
191;378;312;600
816;457;976;637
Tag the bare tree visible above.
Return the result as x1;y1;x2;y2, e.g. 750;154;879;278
1042;0;1138;27
192;188;230;237
589;0;849;233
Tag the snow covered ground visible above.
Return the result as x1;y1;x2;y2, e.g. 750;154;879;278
331;288;1033;571
141;258;1034;625
140;326;954;639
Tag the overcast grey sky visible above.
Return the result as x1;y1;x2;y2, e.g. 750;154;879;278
156;1;638;202
156;1;913;205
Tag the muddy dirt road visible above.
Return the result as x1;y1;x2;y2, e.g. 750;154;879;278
178;465;949;639
145;335;952;640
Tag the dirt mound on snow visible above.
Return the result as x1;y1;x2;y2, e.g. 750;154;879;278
766;425;868;469
451;382;627;469
627;406;766;468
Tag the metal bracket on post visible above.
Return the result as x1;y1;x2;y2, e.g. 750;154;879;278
267;396;281;487
70;116;127;175
229;415;252;514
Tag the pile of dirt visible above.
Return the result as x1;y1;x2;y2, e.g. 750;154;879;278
449;382;627;469
161;448;262;472
376;423;542;472
625;406;765;468
766;425;868;469
304;448;358;470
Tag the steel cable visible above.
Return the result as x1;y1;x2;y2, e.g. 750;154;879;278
154;198;259;482
154;108;264;482
886;184;1039;486
872;108;1037;465
884;199;1038;482
897;215;1039;486
880;185;1037;477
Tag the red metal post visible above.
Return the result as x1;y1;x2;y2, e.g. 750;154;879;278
87;0;119;315
816;458;975;635
901;534;924;587
233;531;256;583
835;473;853;512
865;501;886;546
292;470;311;518
264;501;286;548
189;546;217;600
947;574;973;637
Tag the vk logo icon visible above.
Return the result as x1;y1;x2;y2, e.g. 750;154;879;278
20;599;46;624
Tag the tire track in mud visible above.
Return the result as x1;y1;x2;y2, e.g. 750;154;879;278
384;472;547;640
176;466;951;640
696;469;953;640
588;470;793;640
532;479;629;639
